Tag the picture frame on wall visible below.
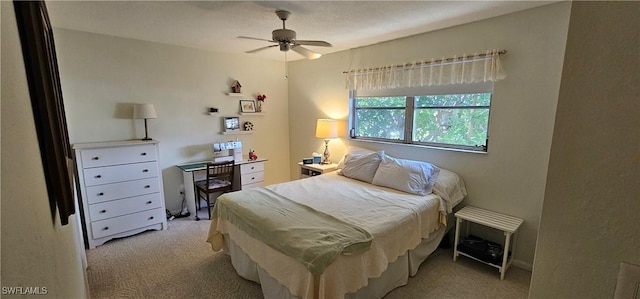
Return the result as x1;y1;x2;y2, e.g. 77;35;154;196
15;1;76;225
223;117;240;132
240;100;256;113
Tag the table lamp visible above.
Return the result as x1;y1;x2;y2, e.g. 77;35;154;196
315;119;338;164
133;103;157;140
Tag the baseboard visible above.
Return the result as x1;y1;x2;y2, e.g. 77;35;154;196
512;259;533;271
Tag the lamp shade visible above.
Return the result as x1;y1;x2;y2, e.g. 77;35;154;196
315;119;338;139
133;103;157;119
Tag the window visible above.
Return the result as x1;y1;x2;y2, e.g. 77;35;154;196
350;83;493;152
352;96;407;140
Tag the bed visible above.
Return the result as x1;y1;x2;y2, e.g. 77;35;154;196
207;150;467;299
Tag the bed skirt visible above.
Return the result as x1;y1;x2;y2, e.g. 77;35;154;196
223;224;447;299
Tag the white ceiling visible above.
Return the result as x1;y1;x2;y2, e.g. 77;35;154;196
47;1;554;62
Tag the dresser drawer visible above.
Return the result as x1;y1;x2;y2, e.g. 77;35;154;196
91;208;164;239
240;162;264;174
241;171;264;186
86;177;159;204
89;193;163;221
80;144;157;168
83;161;158;186
242;181;264;190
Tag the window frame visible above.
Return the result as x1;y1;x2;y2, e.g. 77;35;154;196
349;82;494;153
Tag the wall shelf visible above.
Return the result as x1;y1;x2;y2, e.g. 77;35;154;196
209;112;220;116
239;112;265;116
221;130;253;135
226;93;244;97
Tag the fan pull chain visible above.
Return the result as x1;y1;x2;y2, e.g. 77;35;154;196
284;51;288;79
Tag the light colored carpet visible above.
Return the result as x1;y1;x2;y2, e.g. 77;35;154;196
86;215;531;298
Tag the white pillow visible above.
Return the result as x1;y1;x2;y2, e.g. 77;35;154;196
337;151;383;183
337;146;376;169
372;155;440;195
432;168;468;212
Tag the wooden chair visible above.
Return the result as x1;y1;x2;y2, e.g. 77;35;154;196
194;160;234;220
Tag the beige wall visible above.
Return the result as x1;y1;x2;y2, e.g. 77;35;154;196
53;29;291;213
1;2;88;298
287;2;572;268
529;2;640;298
6;2;635;296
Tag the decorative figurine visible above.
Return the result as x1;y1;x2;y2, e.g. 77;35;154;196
248;149;258;161
231;80;242;93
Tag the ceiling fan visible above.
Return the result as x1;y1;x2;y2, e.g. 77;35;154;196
238;10;332;60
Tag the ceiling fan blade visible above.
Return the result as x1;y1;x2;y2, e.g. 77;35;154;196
237;36;275;43
294;40;332;47
291;45;322;60
245;44;278;54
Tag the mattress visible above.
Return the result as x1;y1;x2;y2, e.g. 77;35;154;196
207;172;450;298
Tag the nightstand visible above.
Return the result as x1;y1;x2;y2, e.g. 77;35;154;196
298;162;338;179
453;206;523;280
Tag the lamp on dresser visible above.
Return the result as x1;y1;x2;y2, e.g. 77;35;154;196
133;103;157;141
315;119;338;164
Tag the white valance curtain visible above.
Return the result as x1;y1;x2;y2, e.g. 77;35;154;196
345;49;506;90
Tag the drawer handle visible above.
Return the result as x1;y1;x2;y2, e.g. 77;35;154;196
146;201;153;204
144;185;151;189
95;175;102;179
142;169;149;173
97;192;104;196
141;152;147;156
92;157;99;160
251;177;255;180
99;210;106;214
148;216;154;220
103;227;109;231
251;166;255;170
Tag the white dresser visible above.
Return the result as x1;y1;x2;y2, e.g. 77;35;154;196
73;140;167;248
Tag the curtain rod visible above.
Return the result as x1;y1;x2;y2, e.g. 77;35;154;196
342;49;508;74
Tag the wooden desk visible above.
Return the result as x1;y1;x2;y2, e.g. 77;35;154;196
176;158;267;219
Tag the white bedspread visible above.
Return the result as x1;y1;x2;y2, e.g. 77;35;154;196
207;172;447;298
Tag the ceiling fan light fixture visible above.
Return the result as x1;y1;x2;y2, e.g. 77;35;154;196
240;10;331;60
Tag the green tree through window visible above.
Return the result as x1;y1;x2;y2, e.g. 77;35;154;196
355;97;405;140
351;92;491;152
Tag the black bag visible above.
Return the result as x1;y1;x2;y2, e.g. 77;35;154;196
457;235;505;265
